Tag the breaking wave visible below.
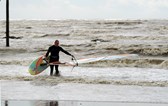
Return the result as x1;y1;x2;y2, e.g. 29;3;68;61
0;57;168;69
0;75;167;87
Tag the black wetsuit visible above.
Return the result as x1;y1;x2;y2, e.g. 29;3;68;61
46;45;72;76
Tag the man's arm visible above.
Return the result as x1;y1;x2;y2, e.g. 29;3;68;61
60;47;73;56
45;47;51;57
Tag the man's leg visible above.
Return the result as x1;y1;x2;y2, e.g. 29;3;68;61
54;65;59;76
50;65;54;76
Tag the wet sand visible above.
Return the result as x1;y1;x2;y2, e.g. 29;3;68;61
1;81;168;104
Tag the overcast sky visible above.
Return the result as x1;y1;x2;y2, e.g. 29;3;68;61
0;0;168;20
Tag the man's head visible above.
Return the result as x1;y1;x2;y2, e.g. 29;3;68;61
54;40;59;46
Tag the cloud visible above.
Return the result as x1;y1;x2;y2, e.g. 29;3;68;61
0;0;168;19
102;0;168;19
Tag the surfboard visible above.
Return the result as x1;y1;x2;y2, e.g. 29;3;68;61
28;56;49;75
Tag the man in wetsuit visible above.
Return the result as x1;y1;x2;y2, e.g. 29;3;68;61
45;40;74;76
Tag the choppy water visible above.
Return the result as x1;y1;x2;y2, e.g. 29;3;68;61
0;20;168;87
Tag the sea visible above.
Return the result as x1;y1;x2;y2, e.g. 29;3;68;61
0;20;168;106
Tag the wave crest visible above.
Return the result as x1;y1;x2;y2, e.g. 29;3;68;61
0;76;167;87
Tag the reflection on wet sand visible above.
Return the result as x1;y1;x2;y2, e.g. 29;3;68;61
48;101;58;106
2;100;58;106
5;101;8;106
2;100;168;106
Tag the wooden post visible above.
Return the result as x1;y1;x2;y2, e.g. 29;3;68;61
6;0;10;47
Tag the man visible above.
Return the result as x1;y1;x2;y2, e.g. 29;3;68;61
45;40;74;76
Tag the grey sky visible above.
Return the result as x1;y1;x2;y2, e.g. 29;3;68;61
0;0;168;20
